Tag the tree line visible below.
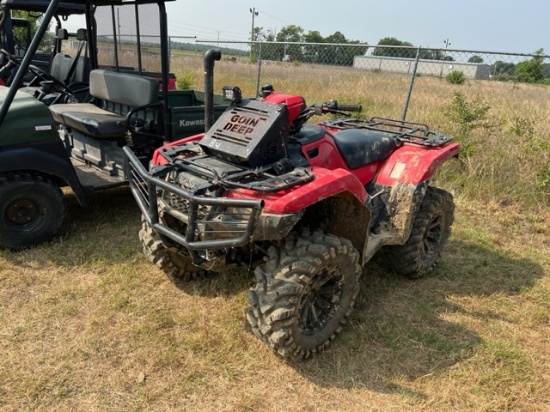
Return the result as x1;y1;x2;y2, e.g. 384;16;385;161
251;24;368;66
368;37;549;84
174;25;550;85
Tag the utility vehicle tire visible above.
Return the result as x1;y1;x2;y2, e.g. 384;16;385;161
139;220;207;282
246;230;362;361
384;187;454;279
0;174;65;250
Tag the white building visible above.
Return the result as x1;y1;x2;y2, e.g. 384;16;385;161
353;55;491;79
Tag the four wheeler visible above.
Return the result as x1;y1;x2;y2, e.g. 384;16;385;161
0;0;228;250
125;85;460;361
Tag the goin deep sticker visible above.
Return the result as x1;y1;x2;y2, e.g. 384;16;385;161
35;125;52;131
222;114;260;135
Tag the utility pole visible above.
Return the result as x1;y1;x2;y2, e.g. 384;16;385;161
250;7;258;60
441;38;452;77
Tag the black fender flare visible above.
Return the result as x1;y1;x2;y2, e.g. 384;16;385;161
0;140;87;206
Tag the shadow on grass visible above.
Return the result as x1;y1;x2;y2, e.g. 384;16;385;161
289;236;544;394
1;186;254;298
0;187;143;268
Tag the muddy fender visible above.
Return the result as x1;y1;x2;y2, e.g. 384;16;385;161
375;143;459;186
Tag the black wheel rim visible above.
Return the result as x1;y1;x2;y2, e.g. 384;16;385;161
6;198;41;227
298;265;344;335
421;212;443;261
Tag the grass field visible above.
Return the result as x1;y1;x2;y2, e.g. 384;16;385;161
1;58;549;411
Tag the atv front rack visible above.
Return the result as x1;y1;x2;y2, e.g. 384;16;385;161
123;147;264;258
322;116;453;147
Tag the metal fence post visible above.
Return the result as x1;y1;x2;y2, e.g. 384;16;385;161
401;46;421;121
255;41;262;97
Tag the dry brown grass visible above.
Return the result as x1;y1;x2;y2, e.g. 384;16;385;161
1;187;549;411
1;56;549;411
172;55;550;208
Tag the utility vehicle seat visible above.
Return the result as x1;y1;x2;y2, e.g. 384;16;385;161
24;29;90;102
49;53;73;82
46;28;89;84
49;69;159;138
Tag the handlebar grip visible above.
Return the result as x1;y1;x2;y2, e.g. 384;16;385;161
337;103;362;113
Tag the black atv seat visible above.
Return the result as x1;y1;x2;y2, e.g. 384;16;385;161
49;69;159;138
332;128;399;169
293;124;327;145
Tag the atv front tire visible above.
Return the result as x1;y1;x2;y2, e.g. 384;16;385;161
247;230;361;361
139;219;206;282
0;174;65;250
384;187;454;279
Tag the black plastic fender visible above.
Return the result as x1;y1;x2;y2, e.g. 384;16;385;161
0;139;87;205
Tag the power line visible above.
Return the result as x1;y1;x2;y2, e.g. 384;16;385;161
167;19;249;39
256;9;292;26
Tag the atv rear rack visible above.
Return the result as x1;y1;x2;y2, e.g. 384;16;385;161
322;116;453;147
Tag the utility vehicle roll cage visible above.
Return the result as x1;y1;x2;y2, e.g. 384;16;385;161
0;1;86;76
0;0;175;137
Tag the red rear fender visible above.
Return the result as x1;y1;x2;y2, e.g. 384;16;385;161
375;143;459;186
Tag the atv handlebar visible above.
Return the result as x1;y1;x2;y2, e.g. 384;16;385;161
311;100;362;117
335;103;362;112
321;100;362;114
291;99;363;134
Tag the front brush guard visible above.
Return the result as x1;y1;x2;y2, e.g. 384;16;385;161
123;147;264;260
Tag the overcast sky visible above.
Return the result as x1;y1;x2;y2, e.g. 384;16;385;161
165;0;548;54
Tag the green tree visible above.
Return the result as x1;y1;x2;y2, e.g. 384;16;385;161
12;11;55;52
276;25;304;42
324;31;346;65
303;30;324;63
514;49;545;83
491;60;515;80
372;37;416;58
253;26;279;61
250;26;265;61
422;49;443;60
276;24;304;61
468;55;484;63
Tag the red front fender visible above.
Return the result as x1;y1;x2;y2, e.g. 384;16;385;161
375;142;459;186
229;167;368;214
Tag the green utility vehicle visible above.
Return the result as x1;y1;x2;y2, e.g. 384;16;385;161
0;0;228;250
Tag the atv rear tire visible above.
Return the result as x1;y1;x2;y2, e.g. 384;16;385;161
139;220;207;282
247;230;361;361
0;174;65;250
384;187;454;279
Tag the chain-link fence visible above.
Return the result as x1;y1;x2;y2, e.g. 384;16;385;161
169;39;549;121
168;39;550;205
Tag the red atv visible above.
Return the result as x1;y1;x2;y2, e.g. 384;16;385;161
124;85;459;361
